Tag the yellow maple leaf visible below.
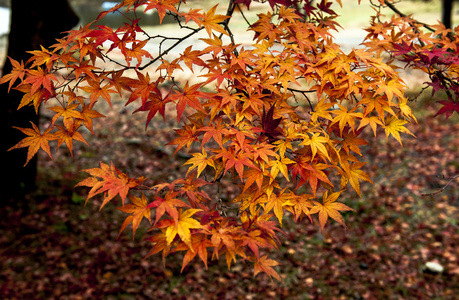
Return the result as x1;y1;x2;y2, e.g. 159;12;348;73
184;148;216;178
384;116;415;145
164;208;203;251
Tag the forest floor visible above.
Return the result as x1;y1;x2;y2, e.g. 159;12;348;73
1;1;459;299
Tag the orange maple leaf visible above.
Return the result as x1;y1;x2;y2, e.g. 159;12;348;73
8;122;56;166
80;79;117;107
145;230;171;267
174;233;213;271
181;8;204;26
126;71;158;106
309;191;354;232
117;193;152;239
179;45;206;72
144;0;178;24
170;81;205;122
121;39;153;67
54;122;89;156
150;191;189;226
79;104;106;134
201;5;229;37
0;57;26;92
23;67;57;95
75;161;146;209
27;46;60;70
48;103;82;127
254;254;283;283
282;193;314;222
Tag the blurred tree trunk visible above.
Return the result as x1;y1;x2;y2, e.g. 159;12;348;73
442;0;454;28
0;0;78;205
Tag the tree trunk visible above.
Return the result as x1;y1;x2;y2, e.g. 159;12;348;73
0;0;78;204
442;0;454;29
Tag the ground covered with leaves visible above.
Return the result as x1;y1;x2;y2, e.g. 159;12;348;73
1;85;458;299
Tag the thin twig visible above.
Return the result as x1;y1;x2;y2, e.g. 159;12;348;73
422;174;459;196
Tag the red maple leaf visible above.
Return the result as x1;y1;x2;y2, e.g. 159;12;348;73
434;100;459;119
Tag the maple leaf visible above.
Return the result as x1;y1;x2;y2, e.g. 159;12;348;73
54;122;89;156
144;0;178;24
23;67;57;95
434;100;459;119
174;233;213;271
27;45;59;70
174;173;212;205
0;57;26;92
150;192;189;226
261;103;282;139
80;79;117;107
263;188;293;226
299;132;331;161
126;71;158;106
86;25;121;49
207;218;237;253
167;123;200;155
157;208;203;251
179;45;206;72
145;230;171;267
269;156;295;183
273;139;293;158
384;116;415;145
340;130;369;156
374;78;405;102
14;84;52;113
289;158;333;195
48;103;82;127
117;193;152;239
282;193;314;222
357;115;384;136
135;92;170;128
199;118;226;148
200;65;232;87
242;168;267;193
79;104;106;135
339;161;374;196
96;1;124;20
184;148;216;178
201;5;229;37
71;60;99;81
181;8;204;26
8;122;56;166
215;148;259;181
75;161;146;209
331;104;363;135
241;229;272;259
310;98;334;122
398;100;417;122
309;191;354;232
156;58;183;80
121;40;153;67
200;33;225;55
254;255;283;282
170;82;205;122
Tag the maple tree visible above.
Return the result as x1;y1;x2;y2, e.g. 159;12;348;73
1;0;457;282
